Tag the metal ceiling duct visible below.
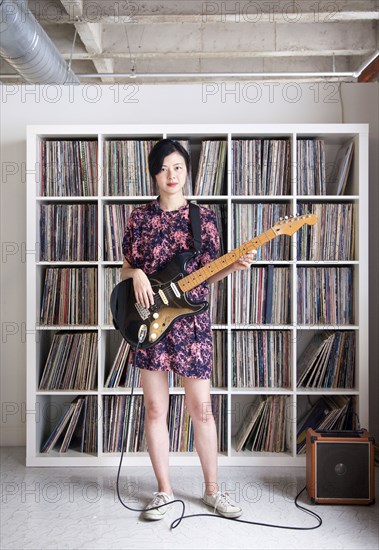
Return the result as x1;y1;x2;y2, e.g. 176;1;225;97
0;0;79;84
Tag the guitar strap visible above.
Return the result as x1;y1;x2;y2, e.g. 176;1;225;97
189;201;202;254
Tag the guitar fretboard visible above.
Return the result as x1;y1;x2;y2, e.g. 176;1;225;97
178;228;277;292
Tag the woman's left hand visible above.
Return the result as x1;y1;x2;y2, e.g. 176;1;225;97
234;250;257;271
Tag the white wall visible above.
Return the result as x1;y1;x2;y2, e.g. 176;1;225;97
1;82;378;446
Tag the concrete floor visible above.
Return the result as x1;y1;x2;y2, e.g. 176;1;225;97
1;447;378;550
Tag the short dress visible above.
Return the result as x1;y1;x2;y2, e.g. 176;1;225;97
122;198;220;379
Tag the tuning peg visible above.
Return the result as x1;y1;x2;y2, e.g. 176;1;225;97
279;217;283;221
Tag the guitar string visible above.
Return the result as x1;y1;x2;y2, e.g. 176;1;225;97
146;253;248;313
150;244;253;303
143;224;302;316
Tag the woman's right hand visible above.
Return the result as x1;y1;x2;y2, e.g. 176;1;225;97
132;269;155;309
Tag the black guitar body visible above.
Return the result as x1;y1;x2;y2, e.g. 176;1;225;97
110;250;209;349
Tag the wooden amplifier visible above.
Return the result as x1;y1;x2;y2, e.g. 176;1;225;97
306;428;375;505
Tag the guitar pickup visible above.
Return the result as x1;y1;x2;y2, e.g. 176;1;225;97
170;282;181;298
158;289;169;305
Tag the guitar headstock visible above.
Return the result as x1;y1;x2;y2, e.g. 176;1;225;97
272;213;317;236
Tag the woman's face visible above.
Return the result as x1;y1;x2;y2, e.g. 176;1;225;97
154;151;188;197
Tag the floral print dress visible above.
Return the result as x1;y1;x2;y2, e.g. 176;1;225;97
122;198;220;379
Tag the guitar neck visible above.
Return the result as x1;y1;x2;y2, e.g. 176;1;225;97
178;227;277;292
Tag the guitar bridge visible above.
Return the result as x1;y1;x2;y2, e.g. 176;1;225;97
135;302;150;320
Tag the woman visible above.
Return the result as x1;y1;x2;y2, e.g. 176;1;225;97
121;139;256;521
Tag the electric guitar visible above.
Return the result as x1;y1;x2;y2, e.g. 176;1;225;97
110;213;317;349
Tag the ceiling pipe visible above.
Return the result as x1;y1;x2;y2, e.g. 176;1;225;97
0;0;79;84
43;50;379;80
0;71;357;80
63;72;356;79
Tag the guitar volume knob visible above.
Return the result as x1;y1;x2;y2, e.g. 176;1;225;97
153;313;159;319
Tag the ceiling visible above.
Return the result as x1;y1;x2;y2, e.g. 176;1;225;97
1;0;378;84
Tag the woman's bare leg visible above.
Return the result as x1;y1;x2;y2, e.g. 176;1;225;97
140;369;172;495
182;377;219;495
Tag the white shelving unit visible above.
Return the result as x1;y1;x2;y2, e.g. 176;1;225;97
26;124;369;466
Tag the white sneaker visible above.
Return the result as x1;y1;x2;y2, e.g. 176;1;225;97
142;491;174;521
202;491;242;518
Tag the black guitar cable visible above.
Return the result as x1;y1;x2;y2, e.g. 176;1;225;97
115;328;185;524
115;328;323;531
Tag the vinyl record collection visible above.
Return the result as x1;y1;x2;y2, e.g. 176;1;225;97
35;133;360;460
231;139;291;195
41;395;98;454
297;267;353;324
297;331;355;388
232;331;291;388
103;203;140;262
103;140;158;195
39;332;98;390
40;267;98;325
234;395;288;453
232;266;291;325
297;202;355;261
193;140;227;195
39;140;98;196
297;139;326;195
40;204;98;261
